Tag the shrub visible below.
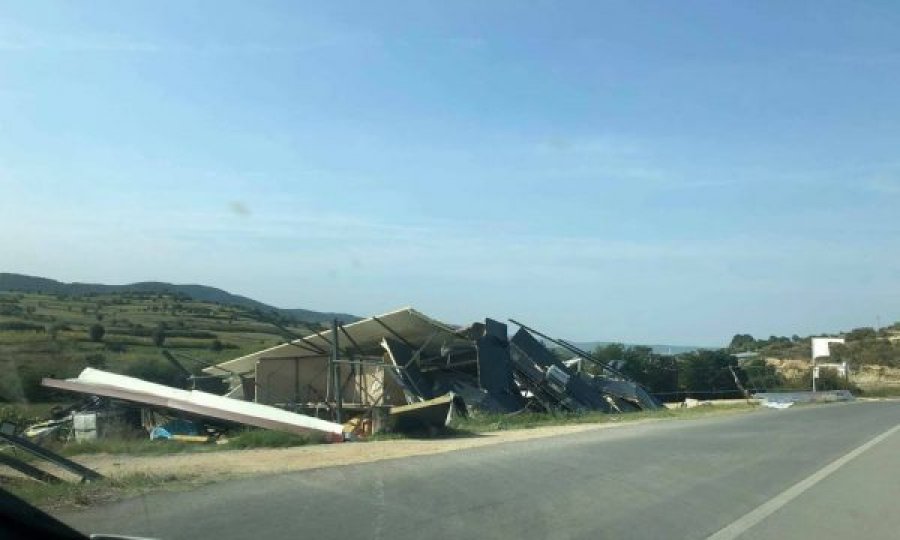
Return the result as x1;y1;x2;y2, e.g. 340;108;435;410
165;331;217;339
0;405;45;428
815;368;860;392
152;325;166;347
0;304;24;316
104;341;128;353
85;354;107;368
226;429;317;449
0;321;44;332
846;327;877;342
88;323;105;342
123;358;186;387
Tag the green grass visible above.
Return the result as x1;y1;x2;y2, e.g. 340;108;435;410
0;402;57;425
225;429;320;448
451;402;757;433
2;428;321;462
54;438;226;457
1;429;320;508
4;405;760;462
367;402;759;440
2;472;198;509
0;291;315;402
365;426;470;441
857;386;900;398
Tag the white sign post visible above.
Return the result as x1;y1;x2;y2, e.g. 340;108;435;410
810;338;845;393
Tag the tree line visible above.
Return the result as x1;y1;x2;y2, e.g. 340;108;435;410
728;326;900;368
590;342;855;399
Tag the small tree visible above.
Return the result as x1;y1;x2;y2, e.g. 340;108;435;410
88;323;105;342
152;324;167;347
47;323;60;340
728;334;756;351
124;358;186;387
846;327;877;342
85;353;107;369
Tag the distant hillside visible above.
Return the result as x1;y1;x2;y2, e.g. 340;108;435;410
570;341;709;356
0;273;359;324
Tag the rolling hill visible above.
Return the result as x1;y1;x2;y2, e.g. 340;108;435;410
0;273;359;324
571;341;710;356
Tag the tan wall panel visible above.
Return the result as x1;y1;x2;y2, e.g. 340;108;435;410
255;357;407;407
255;357;330;405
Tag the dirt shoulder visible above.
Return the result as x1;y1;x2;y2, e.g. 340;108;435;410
77;423;616;478
76;406;757;480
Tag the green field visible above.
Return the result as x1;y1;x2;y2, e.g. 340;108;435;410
0;291;322;403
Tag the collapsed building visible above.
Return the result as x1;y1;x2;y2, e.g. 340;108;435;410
203;307;662;427
33;307;661;450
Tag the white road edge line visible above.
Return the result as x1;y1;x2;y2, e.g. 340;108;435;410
705;423;900;540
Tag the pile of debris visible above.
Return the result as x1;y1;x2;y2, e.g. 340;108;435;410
202;307;662;433
25;308;660;450
1;308;664;486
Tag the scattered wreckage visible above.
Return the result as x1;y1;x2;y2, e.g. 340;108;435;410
3;308;663;484
35;308;661;440
195;307;663;431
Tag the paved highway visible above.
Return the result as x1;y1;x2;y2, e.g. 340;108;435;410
62;401;900;540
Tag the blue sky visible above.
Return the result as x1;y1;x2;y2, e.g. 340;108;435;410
1;2;898;344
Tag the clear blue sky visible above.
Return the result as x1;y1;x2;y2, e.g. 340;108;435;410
2;2;898;345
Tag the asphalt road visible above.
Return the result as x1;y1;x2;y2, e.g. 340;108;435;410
61;401;900;540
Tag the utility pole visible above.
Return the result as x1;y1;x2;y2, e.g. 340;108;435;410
811;355;817;393
331;319;342;424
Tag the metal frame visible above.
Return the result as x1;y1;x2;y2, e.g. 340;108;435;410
0;431;103;482
0;453;64;484
509;319;630;380
372;316;417;350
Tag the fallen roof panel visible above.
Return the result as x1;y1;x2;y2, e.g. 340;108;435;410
475;319;525;412
43;368;344;437
204;307;463;376
592;379;662;410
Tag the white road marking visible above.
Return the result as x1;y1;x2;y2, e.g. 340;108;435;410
705;423;900;540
